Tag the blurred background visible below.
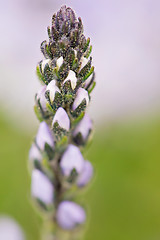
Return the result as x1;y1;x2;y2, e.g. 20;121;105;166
0;0;160;239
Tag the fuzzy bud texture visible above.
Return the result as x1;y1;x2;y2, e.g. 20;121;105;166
29;5;96;236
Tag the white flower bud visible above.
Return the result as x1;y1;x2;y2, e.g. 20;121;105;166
77;160;93;187
80;56;88;71
36;121;54;151
31;169;54;204
29;143;42;162
60;144;85;177
56;56;63;69
41;59;51;72
56;201;86;230
52;107;70;131
63;70;77;90
72;88;89;111
36;86;47;111
46;80;60;102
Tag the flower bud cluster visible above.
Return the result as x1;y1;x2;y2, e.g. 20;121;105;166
29;5;95;235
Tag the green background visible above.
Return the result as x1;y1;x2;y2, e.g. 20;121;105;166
1;111;160;240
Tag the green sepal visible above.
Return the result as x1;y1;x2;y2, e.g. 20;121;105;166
36;65;46;84
52;92;63;112
83;37;90;53
34;105;43;122
43;63;54;84
67;169;78;183
33;159;42;170
44;143;55;160
40;40;51;59
72;58;79;74
62;80;74;104
71;111;84;127
82;66;94;83
71;99;86;118
73;129;92;146
70;29;79;48
84;45;92;58
58;61;69;82
36;199;50;211
78;57;92;79
56;135;68;153
53;122;69;142
65;48;75;68
88;81;96;94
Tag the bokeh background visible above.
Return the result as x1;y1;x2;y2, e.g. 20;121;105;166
0;0;160;239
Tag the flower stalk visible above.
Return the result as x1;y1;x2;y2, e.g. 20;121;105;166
29;5;96;240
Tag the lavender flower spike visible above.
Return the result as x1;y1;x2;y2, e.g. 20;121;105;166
56;201;86;230
77;160;94;187
52;107;70;131
31;169;54;204
29;5;96;238
60;144;85;177
36;121;54;151
72;87;89;111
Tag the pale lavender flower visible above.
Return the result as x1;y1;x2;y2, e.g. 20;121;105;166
52;107;70;131
46;80;60;103
31;169;54;204
72;88;89;111
56;201;86;230
36;121;54;151
63;70;77;90
29;143;42;162
0;216;25;240
36;86;47;111
77;160;93;187
73;113;93;141
60;144;85;177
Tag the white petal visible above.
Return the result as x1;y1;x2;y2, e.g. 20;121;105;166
56;56;63;69
31;169;54;204
72;88;89;110
52;107;70;131
46;80;60;102
60;144;85;176
80;56;88;71
63;70;77;90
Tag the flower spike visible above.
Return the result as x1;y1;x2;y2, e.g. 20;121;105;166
29;5;96;238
